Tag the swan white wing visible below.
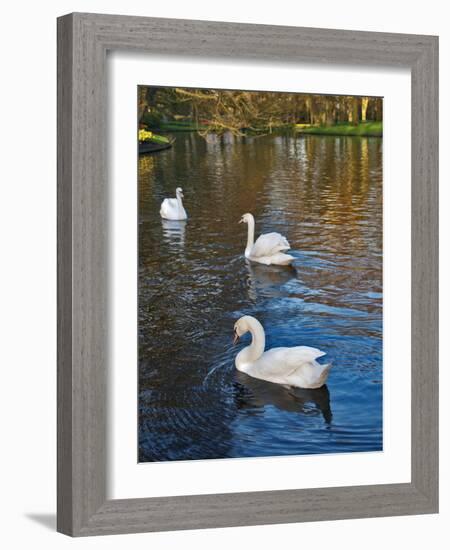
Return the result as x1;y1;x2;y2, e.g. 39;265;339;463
250;232;290;258
250;346;326;380
161;198;186;220
161;198;178;212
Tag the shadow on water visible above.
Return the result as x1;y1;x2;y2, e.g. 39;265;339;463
245;261;297;300
139;132;383;461
234;371;332;423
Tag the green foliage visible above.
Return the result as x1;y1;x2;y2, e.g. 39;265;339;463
138;86;383;137
141;110;163;128
295;121;382;137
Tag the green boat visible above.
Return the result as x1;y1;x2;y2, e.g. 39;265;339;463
139;140;173;154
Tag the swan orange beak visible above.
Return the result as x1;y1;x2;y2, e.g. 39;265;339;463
233;331;240;345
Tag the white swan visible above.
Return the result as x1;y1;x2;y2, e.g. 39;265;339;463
160;187;187;220
233;315;331;389
239;213;294;265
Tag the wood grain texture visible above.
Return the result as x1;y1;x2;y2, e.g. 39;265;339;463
57;13;74;535
57;12;439;537
410;37;439;505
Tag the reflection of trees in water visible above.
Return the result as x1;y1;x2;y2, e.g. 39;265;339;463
138;154;155;181
261;135;382;307
139;132;381;293
138;133;382;363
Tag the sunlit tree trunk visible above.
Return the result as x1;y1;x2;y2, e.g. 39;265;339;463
361;97;369;122
347;97;353;124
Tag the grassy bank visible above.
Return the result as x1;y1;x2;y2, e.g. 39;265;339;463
295;121;382;137
144;120;383;138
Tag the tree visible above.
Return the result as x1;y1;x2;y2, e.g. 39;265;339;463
139;87;381;133
361;97;369;122
347;96;360;126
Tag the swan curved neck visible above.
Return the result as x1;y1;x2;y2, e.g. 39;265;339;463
238;318;266;368
176;193;183;209
245;216;255;255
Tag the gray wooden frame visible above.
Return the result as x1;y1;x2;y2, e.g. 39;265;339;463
57;12;438;537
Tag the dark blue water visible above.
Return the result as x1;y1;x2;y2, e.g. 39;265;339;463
138;132;382;462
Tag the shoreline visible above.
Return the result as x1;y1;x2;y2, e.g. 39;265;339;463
147;120;383;138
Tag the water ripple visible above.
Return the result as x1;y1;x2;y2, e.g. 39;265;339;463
139;133;383;461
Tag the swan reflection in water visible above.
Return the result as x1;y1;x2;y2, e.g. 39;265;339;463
161;219;186;252
234;370;332;424
245;261;297;300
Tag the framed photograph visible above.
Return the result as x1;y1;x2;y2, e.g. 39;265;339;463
57;13;438;536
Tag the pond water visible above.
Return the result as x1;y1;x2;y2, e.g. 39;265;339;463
138;132;383;462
